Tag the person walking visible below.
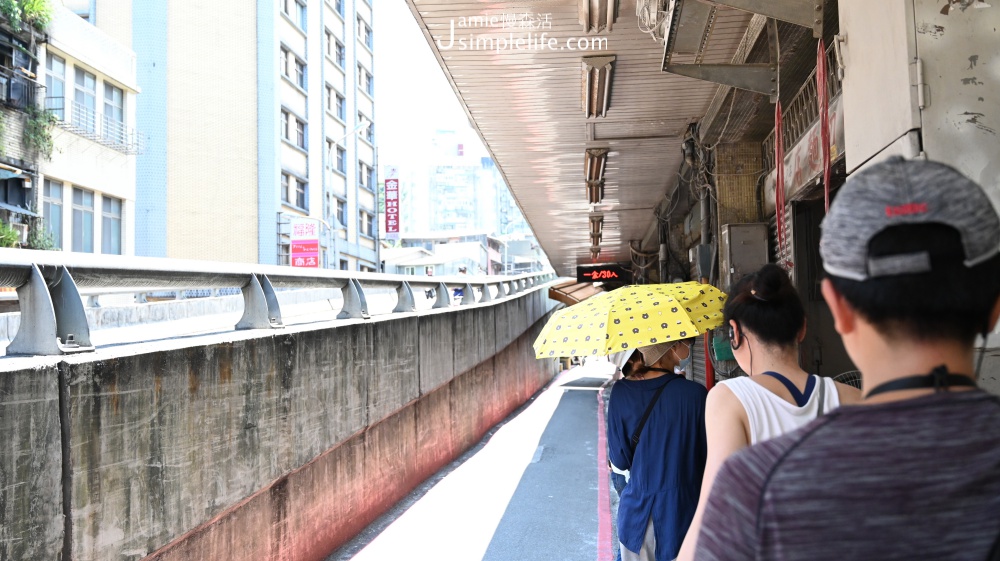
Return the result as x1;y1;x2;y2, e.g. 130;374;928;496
692;157;1000;560
607;340;708;561
676;264;859;561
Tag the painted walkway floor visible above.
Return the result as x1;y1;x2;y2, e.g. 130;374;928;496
328;360;618;561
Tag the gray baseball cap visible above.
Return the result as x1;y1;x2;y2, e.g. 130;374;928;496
820;157;1000;281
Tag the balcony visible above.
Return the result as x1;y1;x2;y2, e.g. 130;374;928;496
0;66;40;111
44;97;144;154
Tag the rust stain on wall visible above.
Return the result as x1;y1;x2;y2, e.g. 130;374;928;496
218;343;233;385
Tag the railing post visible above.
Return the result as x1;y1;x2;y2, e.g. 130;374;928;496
393;281;416;313
459;282;476;306
8;265;94;355
236;274;283;330
337;278;370;319
432;282;451;309
479;283;493;303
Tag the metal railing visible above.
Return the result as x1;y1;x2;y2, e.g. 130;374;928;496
762;44;842;172
45;97;145;155
0;248;557;356
0;66;40;110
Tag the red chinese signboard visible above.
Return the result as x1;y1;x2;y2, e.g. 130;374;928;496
290;217;320;268
384;167;400;240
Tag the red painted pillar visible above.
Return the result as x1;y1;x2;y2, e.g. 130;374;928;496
704;331;715;390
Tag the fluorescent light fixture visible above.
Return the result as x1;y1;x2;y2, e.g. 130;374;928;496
586;181;605;205
585;147;609;182
586;148;609;204
582;56;615;118
589;214;604;235
580;0;617;33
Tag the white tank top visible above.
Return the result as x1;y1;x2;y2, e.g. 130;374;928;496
720;375;842;444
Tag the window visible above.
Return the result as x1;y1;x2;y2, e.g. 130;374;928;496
280;47;290;78
335;0;344;16
281;47;306;88
360;69;373;96
358;17;373;49
282;0;305;28
72;187;94;253
296;0;306;28
325;84;333;111
359;210;374;237
101;196;122;255
294;58;306;88
336;146;346;172
103;83;124;144
339;259;348;270
335;93;345;120
325;29;333;57
335;198;346;226
334;40;345;67
358;161;372;190
74;67;97;133
358;112;374;143
367;163;376;187
281;110;289;140
295;179;307;209
42;179;62;249
45;54;65;120
295;118;306;149
280;172;307;210
359;63;375;94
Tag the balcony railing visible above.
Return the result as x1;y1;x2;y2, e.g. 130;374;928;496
45;97;145;155
762;44;841;172
0;66;40;110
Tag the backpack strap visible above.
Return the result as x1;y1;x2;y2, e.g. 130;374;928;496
628;376;680;458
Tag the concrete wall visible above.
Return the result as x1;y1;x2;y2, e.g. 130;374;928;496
0;287;559;561
0;360;64;561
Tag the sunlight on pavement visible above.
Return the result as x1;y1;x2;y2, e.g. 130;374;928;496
349;360;613;561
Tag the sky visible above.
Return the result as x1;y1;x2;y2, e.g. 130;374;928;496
373;2;489;170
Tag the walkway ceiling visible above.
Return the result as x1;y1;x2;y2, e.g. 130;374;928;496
405;0;759;277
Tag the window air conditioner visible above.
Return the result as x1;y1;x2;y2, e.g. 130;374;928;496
12;223;27;243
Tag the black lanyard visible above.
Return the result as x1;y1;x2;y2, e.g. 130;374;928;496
865;365;977;399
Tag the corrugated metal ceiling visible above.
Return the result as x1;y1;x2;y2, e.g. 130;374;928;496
404;0;753;276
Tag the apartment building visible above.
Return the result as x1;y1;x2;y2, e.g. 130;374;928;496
39;3;138;255
0;1;138;255
129;0;378;269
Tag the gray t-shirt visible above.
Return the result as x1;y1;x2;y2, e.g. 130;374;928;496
695;390;1000;561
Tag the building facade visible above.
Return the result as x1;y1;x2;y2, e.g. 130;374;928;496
130;0;378;269
39;3;139;255
0;0;138;256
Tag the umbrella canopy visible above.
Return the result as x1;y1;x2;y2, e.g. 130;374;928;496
533;282;727;359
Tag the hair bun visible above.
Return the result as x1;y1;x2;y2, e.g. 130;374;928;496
751;263;792;302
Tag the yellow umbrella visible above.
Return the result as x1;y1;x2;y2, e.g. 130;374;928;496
533;282;727;359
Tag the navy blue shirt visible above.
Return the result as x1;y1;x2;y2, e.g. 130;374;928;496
608;374;708;560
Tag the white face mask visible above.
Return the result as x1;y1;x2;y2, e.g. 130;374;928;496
674;344;693;375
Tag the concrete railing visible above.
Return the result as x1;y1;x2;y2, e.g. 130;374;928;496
0;248;563;561
0;248;555;356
